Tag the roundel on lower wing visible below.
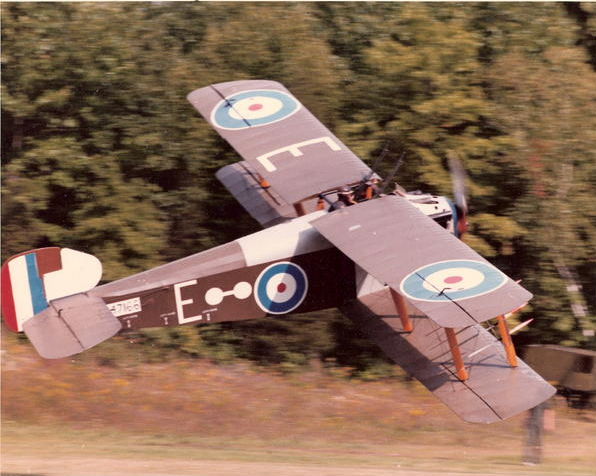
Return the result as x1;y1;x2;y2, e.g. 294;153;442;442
254;262;308;314
211;89;301;130
399;259;507;303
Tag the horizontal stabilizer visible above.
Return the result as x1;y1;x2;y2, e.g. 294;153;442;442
341;288;555;423
22;293;122;359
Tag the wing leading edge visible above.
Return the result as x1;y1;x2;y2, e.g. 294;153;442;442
311;195;532;328
187;80;371;205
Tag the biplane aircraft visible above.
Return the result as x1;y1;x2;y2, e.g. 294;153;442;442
1;80;555;424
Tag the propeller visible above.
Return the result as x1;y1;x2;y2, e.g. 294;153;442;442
380;151;406;195
448;154;469;237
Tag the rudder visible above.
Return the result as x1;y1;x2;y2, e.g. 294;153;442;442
1;247;102;332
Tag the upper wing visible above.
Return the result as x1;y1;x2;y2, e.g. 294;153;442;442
187;80;371;204
311;195;532;327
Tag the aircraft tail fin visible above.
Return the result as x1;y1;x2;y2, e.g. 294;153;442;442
2;247;121;358
1;247;103;332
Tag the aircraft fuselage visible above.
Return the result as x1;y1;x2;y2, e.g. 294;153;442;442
93;194;453;330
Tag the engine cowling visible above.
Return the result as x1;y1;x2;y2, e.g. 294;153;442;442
403;191;466;238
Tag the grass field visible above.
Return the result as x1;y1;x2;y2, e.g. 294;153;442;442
2;336;595;476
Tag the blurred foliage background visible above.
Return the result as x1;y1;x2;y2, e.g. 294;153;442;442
2;2;595;374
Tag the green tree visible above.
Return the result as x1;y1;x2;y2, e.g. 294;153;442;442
2;2;594;367
335;4;521;256
486;47;596;346
2;137;166;280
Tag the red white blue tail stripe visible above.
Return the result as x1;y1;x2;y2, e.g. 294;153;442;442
1;248;102;332
1;248;59;331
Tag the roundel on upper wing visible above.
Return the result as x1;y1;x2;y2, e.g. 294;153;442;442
399;259;507;303
254;262;308;315
211;89;301;130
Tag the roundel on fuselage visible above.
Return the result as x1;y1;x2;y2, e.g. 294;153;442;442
253;262;308;314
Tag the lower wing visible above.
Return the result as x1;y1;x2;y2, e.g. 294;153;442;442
340;285;555;423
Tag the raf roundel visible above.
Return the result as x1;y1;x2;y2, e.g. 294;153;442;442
211;89;301;130
399;259;507;303
254;262;308;314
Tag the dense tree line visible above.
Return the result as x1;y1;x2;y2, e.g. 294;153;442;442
2;3;594;371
